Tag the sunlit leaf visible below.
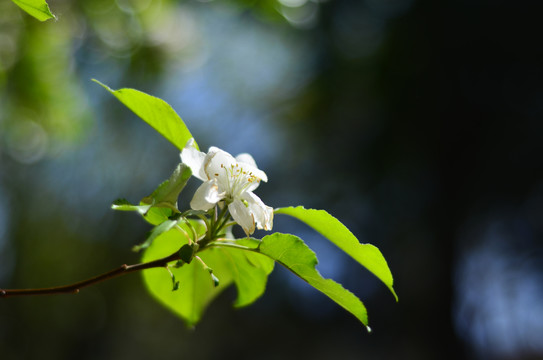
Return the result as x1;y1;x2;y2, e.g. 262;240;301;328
133;219;179;252
215;241;274;307
12;0;56;21
93;79;198;151
142;233;274;326
254;233;371;329
141;163;192;211
112;163;192;228
143;207;175;226
142;230;234;327
111;198;151;214
111;198;171;225
275;206;398;301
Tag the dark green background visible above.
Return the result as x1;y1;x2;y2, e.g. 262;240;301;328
1;0;542;359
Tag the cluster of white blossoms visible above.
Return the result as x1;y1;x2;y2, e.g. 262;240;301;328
181;139;273;236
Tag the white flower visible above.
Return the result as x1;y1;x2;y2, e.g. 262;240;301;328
181;139;273;235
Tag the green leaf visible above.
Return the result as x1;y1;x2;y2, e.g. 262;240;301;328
141;230;234;327
214;241;274;308
93;79;198;151
111;198;172;225
12;0;56;21
255;233;371;330
275;206;398;301
112;163;192;226
111;198;152;214
142;233;274;326
133;219;179;252
141;163;192;211
143;207;175;226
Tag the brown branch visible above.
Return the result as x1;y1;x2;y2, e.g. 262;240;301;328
0;249;181;298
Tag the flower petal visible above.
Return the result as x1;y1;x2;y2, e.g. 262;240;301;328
236;153;268;182
228;199;255;235
190;180;224;210
235;153;257;167
244;177;262;193
243;192;274;231
204;148;237;190
180;139;207;181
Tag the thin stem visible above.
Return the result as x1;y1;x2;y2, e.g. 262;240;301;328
208;205;231;240
194;255;219;287
196;213;210;235
214;208;231;235
194;255;208;269
209;205;221;238
206;241;254;252
0;249;182;298
221;221;237;229
175;224;193;245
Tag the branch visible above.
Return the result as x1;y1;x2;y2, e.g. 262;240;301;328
0;249;182;298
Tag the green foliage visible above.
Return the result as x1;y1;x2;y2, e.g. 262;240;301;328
93;80;198;151
141;163;192;211
142;231;274;327
11;0;55;21
112;200;173;226
275;206;398;301
218;240;275;308
142;230;227;327
111;199;152;215
97;82;395;330
111;163;192;229
249;234;370;329
142;232;372;329
134;219;179;252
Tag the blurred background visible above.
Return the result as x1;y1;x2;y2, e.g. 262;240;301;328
1;0;542;358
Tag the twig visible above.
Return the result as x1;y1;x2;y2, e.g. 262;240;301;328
0;249;181;298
